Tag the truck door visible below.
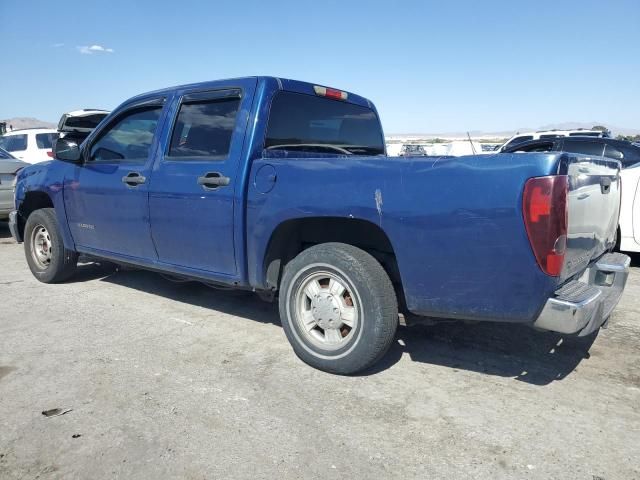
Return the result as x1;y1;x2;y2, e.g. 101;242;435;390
64;98;166;259
148;79;257;277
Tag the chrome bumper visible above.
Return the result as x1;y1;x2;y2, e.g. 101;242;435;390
534;253;630;336
8;210;22;243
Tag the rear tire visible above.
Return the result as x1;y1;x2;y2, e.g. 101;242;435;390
279;243;398;375
24;208;78;283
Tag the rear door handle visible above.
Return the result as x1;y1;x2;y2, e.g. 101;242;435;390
122;172;146;187
198;172;231;190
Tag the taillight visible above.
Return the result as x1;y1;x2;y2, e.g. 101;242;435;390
313;85;348;101
523;175;569;276
46;150;54;158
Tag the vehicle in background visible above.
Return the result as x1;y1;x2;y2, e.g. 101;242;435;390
0;128;59;164
497;128;611;152
619;164;640;253
399;144;428;156
9;76;629;375
500;136;640;169
0;148;28;219
57;109;110;145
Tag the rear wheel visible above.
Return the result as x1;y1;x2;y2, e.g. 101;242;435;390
24;208;78;283
279;243;398;374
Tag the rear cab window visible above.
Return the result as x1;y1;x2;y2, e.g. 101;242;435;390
264;92;385;156
502;135;533;150
562;139;605;157
0;134;27;152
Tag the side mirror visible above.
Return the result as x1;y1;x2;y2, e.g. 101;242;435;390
54;138;82;163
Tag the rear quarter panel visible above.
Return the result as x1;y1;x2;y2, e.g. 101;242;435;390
247;152;563;323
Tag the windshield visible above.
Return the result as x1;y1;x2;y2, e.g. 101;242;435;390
265;92;385;156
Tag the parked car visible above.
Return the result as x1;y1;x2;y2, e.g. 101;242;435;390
57;109;110;145
497;128;611;152
9;77;629;374
0;148;28;219
500;136;640;169
0;128;59;164
617;164;640;253
399;144;428;156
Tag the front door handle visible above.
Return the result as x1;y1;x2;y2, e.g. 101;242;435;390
198;172;231;190
122;172;146;187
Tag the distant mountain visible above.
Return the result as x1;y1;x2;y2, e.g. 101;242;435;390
1;117;56;130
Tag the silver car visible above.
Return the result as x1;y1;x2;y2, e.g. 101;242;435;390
0;147;27;219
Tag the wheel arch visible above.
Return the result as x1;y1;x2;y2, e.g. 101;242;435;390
261;217;406;309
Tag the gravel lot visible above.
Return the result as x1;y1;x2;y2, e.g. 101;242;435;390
1;221;639;480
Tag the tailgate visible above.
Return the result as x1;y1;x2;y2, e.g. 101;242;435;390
562;154;621;281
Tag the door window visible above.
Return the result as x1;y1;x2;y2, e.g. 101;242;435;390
168;97;240;159
35;132;58;149
89;107;163;163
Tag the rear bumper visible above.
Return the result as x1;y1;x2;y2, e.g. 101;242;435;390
533;252;630;336
8;210;22;243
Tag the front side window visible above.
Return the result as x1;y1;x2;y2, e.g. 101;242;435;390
562;139;605;157
265;92;385;156
89;107;162;163
168;97;240;159
36;132;58;149
0;134;27;152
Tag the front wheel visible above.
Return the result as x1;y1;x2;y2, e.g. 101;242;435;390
24;208;78;283
279;243;398;375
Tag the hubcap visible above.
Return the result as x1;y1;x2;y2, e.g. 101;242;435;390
294;271;359;349
30;225;52;269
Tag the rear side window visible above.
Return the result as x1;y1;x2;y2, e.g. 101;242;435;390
603;144;624;161
35;132;58;149
562;139;604;157
265;92;385;156
0;134;27;152
168;97;240;159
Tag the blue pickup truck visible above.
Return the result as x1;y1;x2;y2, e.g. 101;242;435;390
9;77;630;374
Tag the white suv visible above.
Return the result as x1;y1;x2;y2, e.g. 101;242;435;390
0;128;59;164
497;128;610;152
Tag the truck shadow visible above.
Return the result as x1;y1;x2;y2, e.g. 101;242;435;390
366;322;597;385
97;268;599;386
0;221;14;242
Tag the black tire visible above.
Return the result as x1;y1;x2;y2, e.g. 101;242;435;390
24;208;78;283
279;242;398;374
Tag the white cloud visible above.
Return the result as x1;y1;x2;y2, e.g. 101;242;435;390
77;44;114;55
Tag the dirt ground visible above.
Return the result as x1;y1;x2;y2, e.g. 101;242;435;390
1;221;639;479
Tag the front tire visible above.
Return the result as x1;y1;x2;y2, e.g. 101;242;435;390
279;243;398;374
24;208;78;283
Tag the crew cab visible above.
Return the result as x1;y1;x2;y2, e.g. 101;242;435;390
9;77;630;374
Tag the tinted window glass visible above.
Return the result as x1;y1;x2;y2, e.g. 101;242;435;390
540;134;562;139
168;97;240;158
0;134;27;152
569;132;600;137
502;135;533;149
562;140;604;157
603;144;623;161
90;107;162;163
511;141;554;153
62;113;108;131
620;145;640;168
35;132;58;149
265;92;385;155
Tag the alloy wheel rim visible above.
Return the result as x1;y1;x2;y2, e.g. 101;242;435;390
294;271;359;350
30;225;52;269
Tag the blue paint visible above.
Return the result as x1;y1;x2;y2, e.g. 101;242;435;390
13;76;615;324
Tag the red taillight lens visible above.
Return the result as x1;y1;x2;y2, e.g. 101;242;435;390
523;175;569;276
46;150;54;158
313;85;348;101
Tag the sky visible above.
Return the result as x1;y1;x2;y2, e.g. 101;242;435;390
2;0;639;134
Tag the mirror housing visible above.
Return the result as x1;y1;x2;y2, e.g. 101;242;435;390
54;138;82;163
